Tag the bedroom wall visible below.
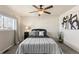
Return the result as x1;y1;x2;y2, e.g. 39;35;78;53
0;5;23;52
0;6;24;42
59;6;79;52
0;30;14;53
64;30;79;52
22;15;59;38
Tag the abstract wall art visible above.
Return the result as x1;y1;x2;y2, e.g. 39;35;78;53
62;13;79;30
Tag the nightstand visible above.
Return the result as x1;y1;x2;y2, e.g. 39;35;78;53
24;32;29;39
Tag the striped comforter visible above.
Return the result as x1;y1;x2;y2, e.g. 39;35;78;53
16;38;62;54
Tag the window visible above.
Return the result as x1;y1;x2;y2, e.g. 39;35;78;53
0;14;16;30
0;15;3;29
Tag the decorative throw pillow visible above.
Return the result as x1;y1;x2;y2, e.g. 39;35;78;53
35;31;39;37
29;31;39;37
39;31;44;36
29;31;36;36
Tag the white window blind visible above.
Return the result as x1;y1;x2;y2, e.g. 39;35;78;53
0;15;3;29
0;15;16;30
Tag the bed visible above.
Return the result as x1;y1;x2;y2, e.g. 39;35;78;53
16;29;63;54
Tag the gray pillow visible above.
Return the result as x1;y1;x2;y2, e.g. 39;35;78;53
29;31;39;37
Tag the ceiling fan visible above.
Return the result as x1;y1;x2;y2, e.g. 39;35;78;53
29;5;53;16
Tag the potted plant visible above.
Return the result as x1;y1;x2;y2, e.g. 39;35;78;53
58;33;63;43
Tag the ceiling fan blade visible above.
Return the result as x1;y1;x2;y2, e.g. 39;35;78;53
33;5;39;9
44;11;51;14
44;5;53;10
40;5;43;9
29;11;38;13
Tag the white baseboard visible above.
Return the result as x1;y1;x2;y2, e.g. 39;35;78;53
0;44;14;54
64;40;79;52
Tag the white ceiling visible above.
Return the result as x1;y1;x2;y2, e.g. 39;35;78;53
7;5;76;16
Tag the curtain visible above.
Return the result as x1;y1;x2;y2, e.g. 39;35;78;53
14;16;24;45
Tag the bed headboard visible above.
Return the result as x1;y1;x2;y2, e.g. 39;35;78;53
32;29;47;36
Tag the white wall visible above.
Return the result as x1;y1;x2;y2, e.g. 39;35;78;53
0;30;14;53
22;15;59;38
64;30;79;52
59;6;79;52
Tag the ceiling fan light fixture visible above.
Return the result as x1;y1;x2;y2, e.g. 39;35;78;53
38;10;44;15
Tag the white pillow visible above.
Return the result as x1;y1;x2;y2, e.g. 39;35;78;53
39;31;44;36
